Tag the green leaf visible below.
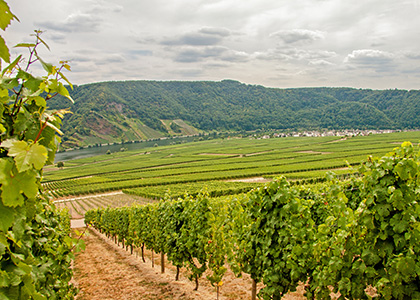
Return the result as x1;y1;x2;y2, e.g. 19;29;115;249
16;69;32;81
394;160;417;181
58;71;73;91
0;158;38;206
0;158;22;206
0;36;9;63
396;257;416;277
57;82;73;102
1;54;21;76
36;35;50;51
0;200;15;231
13;43;36;48
45;121;63;135
33;96;46;107
37;56;53;74
2;140;48;172
0;0;18;31
390;214;408;234
1;170;38;207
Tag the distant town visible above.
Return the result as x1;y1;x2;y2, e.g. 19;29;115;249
269;129;398;139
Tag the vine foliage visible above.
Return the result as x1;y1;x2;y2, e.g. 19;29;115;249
86;142;420;299
0;2;82;299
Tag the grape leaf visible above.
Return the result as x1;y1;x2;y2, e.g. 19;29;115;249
0;0;18;30
0;200;14;232
0;158;38;207
0;36;9;63
2;139;47;172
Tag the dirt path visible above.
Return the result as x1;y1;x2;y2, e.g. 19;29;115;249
73;227;308;300
73;228;230;300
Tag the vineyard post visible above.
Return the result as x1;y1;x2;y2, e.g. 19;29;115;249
251;279;257;300
161;252;165;273
142;243;146;262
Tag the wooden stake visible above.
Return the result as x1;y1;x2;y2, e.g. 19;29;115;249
252;279;257;300
175;266;180;281
161;252;165;273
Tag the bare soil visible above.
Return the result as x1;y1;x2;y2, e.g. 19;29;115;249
226;177;271;183
73;228;306;300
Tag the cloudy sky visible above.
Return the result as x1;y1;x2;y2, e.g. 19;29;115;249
4;0;420;89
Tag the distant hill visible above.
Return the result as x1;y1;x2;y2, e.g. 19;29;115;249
49;80;420;148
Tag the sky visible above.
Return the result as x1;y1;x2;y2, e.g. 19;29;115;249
4;0;420;89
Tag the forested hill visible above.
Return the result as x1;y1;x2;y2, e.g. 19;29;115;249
49;80;420;148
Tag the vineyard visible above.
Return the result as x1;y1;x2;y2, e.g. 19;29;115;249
84;142;420;299
44;131;420;203
3;2;419;298
43;132;420;299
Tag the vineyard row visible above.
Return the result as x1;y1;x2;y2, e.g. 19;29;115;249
85;143;420;299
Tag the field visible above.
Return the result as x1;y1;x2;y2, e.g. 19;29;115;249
46;130;420;218
52;130;420;299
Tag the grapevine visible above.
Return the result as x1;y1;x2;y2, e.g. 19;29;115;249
0;3;83;299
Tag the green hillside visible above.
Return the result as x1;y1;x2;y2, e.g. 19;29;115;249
49;80;420;148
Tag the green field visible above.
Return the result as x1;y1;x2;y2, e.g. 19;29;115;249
44;131;420;202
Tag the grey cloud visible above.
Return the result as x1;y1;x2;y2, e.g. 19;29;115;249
174;46;227;62
96;54;126;65
46;33;67;44
165;33;222;46
204;62;230;69
162;27;231;46
199;27;231;37
66;49;100;63
173;46;249;63
270;29;325;44
170;68;204;77
404;52;420;60
136;37;157;45
255;49;290;61
68;54;93;63
401;67;420;76
220;50;249;62
36;13;102;33
128;50;153;57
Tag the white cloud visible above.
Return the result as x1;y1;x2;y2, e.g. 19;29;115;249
85;0;123;14
4;0;420;89
308;59;334;66
344;49;395;67
36;12;102;33
255;48;336;62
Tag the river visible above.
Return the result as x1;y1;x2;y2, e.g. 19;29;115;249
54;136;198;162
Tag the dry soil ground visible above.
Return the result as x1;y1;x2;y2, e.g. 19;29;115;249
72;227;307;300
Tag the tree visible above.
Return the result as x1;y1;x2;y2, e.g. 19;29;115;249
57;161;65;169
0;2;82;299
